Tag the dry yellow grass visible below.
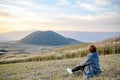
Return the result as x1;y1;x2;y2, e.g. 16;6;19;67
0;54;120;80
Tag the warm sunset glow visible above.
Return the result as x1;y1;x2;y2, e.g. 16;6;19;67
0;0;120;33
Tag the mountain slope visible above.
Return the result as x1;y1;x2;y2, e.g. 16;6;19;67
19;31;80;45
0;31;120;43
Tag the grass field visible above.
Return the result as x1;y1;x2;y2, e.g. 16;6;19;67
0;54;120;80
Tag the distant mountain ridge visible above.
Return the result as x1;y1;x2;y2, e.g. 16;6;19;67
0;31;120;43
19;31;81;45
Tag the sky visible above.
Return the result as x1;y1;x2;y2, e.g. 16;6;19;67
0;0;120;33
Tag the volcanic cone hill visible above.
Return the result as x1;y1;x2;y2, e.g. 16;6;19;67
19;31;81;45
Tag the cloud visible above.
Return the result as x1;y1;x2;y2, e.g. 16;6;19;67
50;12;120;31
0;10;17;18
0;1;56;22
0;3;26;12
0;3;28;17
14;0;58;11
0;0;119;32
77;2;100;11
58;0;71;6
75;0;111;11
94;0;111;6
0;0;60;18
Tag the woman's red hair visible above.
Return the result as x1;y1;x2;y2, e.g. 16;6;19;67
88;44;97;53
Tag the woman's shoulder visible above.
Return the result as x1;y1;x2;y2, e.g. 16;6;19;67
87;52;99;58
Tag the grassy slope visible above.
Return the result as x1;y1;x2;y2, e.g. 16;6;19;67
1;36;119;63
0;54;120;80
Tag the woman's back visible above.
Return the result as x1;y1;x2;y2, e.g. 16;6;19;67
83;52;102;78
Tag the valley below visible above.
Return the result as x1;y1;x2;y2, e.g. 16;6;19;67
0;43;61;61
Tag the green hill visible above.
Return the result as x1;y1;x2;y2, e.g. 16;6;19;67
19;31;81;45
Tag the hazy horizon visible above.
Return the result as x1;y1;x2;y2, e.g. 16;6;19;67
0;30;120;34
0;30;120;43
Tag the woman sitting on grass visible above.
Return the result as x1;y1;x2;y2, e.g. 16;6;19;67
67;44;102;80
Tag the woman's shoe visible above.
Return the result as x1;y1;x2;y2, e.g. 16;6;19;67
67;68;73;74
